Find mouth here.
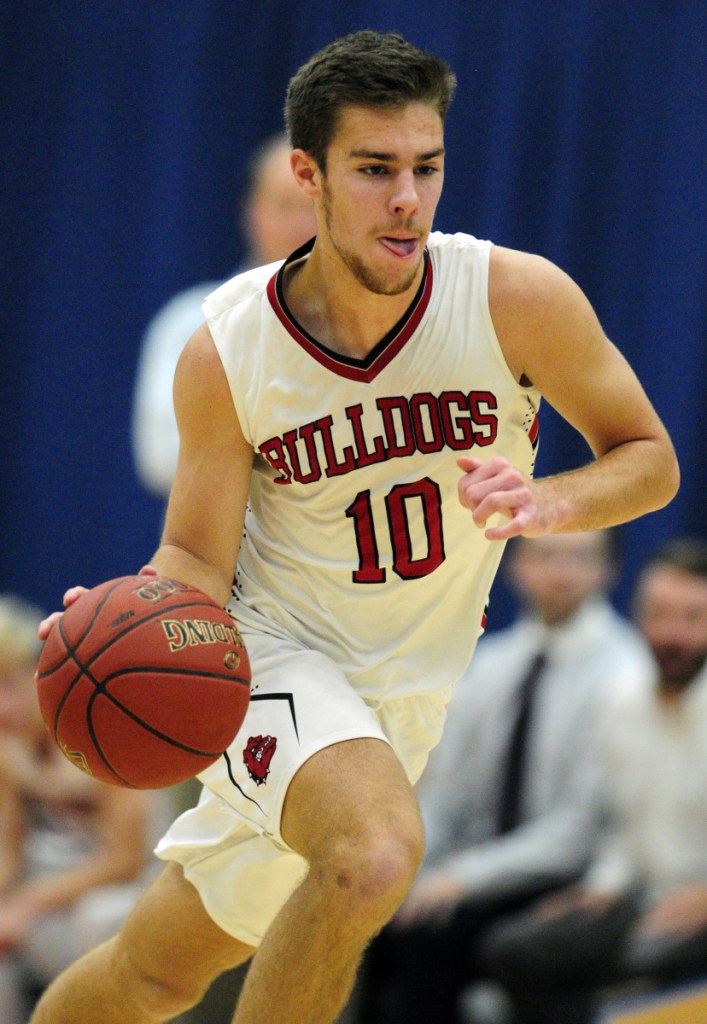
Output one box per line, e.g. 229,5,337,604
379,236,420,259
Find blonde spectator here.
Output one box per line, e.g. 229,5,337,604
0,595,161,1023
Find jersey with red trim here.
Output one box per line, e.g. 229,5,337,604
203,232,540,699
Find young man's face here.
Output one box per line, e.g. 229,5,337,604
315,102,445,296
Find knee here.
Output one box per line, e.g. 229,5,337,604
312,819,425,927
108,934,210,1019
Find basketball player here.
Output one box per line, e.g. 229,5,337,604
31,30,678,1024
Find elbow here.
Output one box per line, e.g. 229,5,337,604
644,438,680,513
657,443,681,510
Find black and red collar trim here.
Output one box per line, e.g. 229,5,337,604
266,237,433,383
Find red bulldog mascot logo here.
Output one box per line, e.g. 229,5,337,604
243,735,277,786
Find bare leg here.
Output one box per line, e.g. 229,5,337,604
30,862,255,1024
30,739,423,1024
232,738,424,1024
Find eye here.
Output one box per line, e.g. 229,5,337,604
360,165,389,176
415,165,440,176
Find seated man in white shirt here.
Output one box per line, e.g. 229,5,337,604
357,530,651,1024
131,132,316,500
477,537,707,1024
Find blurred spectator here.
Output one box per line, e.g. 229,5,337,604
476,537,707,1024
0,595,161,1024
131,132,316,499
357,530,652,1024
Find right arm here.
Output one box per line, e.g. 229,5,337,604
40,322,250,639
149,322,253,606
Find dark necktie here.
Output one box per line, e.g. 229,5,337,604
496,650,547,835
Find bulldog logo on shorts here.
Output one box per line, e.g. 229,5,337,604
243,735,277,785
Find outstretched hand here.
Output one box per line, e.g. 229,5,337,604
37,586,88,641
457,456,555,540
36,564,159,642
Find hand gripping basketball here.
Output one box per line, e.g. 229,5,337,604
35,574,250,788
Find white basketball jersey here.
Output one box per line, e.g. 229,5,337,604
204,232,540,700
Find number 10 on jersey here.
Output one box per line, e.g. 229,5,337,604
345,477,445,583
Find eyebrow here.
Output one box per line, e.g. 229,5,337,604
349,147,445,162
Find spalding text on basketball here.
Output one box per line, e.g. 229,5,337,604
161,618,243,654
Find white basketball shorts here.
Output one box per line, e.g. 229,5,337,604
155,629,453,946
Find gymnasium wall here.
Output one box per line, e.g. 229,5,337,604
1,1,704,626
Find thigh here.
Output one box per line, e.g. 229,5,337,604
156,639,396,944
159,748,420,951
117,862,254,984
281,736,422,861
189,634,391,848
156,635,426,945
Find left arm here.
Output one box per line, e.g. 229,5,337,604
458,247,679,539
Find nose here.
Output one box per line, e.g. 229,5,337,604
388,170,420,218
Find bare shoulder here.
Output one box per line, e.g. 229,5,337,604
175,322,229,391
488,245,602,382
489,245,588,313
173,323,244,447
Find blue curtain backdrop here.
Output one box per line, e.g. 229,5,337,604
1,1,705,628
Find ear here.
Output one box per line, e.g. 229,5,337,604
291,149,322,198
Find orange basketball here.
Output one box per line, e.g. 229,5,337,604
36,574,250,789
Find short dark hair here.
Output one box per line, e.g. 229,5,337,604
641,537,707,580
285,30,457,171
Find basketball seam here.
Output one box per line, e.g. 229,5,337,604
47,578,133,739
40,578,248,788
85,686,226,759
47,595,243,734
40,576,134,678
42,594,230,678
88,665,246,755
85,687,135,787
100,665,250,687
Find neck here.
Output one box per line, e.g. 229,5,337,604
282,239,425,359
654,652,705,705
537,601,586,628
